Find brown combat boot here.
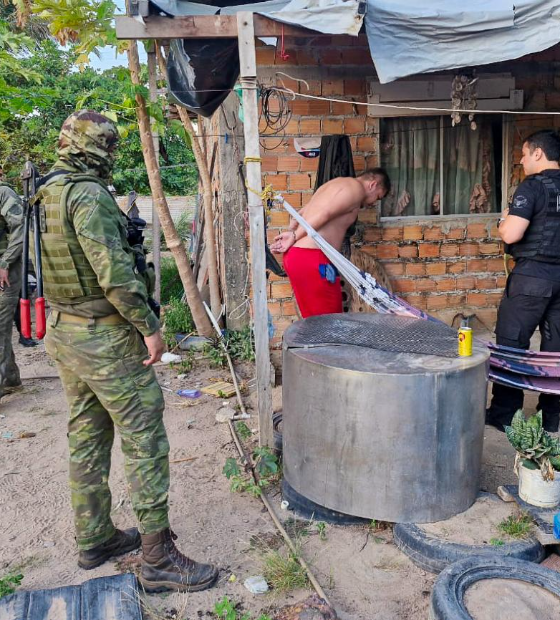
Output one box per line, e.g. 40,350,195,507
78,528,141,570
140,529,218,593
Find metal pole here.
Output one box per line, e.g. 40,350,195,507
237,12,273,447
148,47,161,303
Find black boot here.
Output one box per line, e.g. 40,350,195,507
543,413,560,434
140,528,218,593
19,335,37,347
78,528,141,570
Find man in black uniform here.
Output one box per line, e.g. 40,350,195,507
486,130,560,433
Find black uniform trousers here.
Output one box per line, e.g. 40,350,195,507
488,272,560,431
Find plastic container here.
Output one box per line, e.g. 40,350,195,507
518,463,560,508
554,513,560,539
176,389,201,399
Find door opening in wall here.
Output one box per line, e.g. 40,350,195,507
379,114,503,218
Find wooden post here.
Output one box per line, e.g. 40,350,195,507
237,12,273,447
147,48,161,303
219,94,250,330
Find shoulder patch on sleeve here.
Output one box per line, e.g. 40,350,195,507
512,194,529,210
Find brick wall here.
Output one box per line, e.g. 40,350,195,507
209,37,560,362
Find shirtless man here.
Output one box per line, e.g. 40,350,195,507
271,169,390,318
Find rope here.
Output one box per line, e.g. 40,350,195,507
245,181,275,213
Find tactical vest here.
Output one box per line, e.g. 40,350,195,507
0,182,12,256
33,173,109,304
509,174,560,264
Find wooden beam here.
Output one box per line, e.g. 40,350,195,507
116,14,327,40
237,12,273,448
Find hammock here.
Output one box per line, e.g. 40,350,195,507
276,195,560,395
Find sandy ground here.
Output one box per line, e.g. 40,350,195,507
0,329,541,620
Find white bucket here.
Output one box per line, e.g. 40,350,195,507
518,463,560,508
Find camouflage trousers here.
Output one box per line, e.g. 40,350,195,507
44,312,170,550
0,260,21,395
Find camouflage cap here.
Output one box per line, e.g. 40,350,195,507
57,110,119,179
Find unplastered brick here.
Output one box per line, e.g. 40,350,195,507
289,174,312,191
398,245,419,258
403,225,423,241
418,243,440,258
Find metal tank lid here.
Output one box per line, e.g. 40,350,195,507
283,313,489,375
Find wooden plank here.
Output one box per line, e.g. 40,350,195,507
237,12,273,448
201,381,236,397
116,14,325,40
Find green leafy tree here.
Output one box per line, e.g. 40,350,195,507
0,37,198,194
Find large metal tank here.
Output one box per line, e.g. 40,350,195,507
282,314,490,523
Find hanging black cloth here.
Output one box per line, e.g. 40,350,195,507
314,135,357,258
314,135,356,190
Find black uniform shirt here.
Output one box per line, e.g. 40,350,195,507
509,169,560,282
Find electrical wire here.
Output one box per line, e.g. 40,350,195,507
258,86,292,150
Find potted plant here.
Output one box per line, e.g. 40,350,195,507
505,410,560,508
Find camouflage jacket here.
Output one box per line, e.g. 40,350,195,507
0,182,24,270
41,165,159,337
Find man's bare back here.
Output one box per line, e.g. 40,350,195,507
271,171,388,255
293,177,364,251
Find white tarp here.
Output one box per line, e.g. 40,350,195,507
263,0,364,36
366,0,560,83
147,0,364,35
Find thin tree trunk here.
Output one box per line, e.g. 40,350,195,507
127,40,213,337
155,46,222,321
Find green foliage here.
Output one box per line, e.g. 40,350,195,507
0,573,23,599
0,29,198,195
315,521,327,541
204,327,256,367
262,549,308,592
497,513,533,539
490,538,505,547
235,421,253,441
159,257,184,306
223,457,241,480
253,446,279,478
204,339,228,368
505,410,560,480
225,326,255,362
222,448,280,497
162,297,195,348
214,596,271,620
169,350,195,373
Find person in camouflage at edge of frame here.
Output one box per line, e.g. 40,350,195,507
0,167,24,399
38,110,218,592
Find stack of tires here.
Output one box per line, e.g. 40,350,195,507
393,497,560,619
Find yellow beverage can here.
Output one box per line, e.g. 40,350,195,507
458,327,473,357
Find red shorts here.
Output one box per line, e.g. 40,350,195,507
283,247,343,318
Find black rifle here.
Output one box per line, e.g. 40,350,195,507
20,161,46,339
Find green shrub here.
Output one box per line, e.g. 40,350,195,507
160,257,184,305
162,297,195,348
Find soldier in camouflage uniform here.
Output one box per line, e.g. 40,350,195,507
0,168,24,399
39,110,217,592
